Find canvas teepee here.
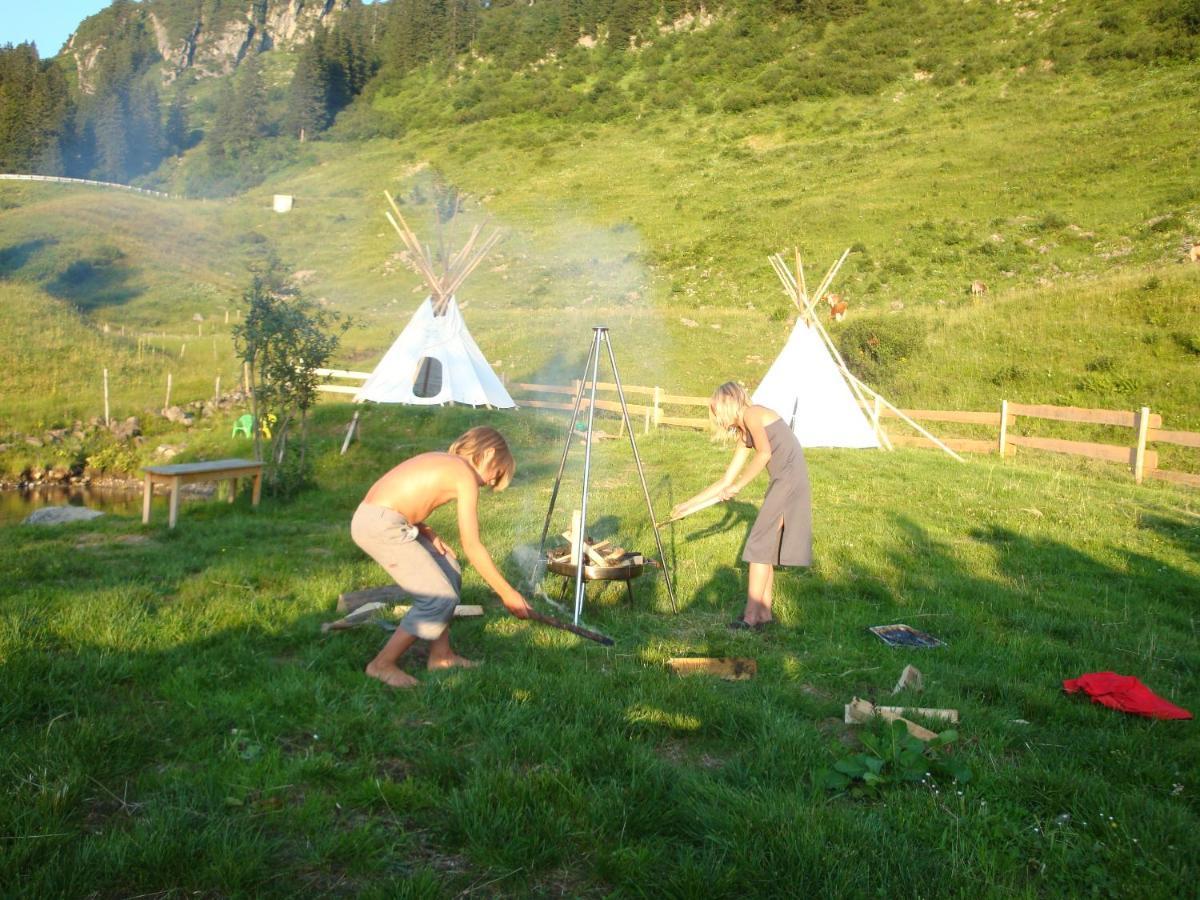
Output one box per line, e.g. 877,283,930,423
755,248,964,461
355,192,515,408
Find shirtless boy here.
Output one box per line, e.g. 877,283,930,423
351,426,532,688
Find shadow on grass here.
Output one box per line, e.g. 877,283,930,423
0,236,57,276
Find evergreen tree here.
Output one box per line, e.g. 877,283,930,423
127,79,163,175
227,52,268,156
164,90,188,155
207,78,235,162
285,46,328,140
93,94,129,181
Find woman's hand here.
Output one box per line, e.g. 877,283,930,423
501,589,532,619
669,502,691,520
718,483,741,501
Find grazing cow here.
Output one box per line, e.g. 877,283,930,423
970,280,988,297
1189,243,1200,263
825,292,848,322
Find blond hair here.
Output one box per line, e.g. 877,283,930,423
449,426,515,491
709,381,749,441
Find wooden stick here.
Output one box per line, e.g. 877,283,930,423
796,248,808,308
569,510,583,565
800,249,851,321
1134,406,1150,483
656,495,723,527
527,609,614,645
103,367,110,427
845,372,966,463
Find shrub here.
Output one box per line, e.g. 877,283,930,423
836,315,927,385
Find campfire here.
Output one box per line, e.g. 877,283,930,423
544,510,649,584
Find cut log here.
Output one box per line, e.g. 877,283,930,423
892,664,924,694
843,696,945,741
667,657,757,680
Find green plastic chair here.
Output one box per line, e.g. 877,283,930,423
231,414,254,438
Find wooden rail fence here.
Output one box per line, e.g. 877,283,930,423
316,372,1199,489
510,382,1199,489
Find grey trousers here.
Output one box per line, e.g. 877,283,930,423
350,503,462,640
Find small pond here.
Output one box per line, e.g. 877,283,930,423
0,485,182,527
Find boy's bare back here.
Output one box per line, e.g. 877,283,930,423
363,452,478,525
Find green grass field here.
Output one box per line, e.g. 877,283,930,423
3,11,1200,893
2,405,1197,896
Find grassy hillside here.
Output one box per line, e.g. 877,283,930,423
2,405,1197,895
3,60,1199,461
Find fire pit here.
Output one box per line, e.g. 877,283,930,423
544,538,652,603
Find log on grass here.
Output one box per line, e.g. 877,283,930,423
667,657,757,680
337,585,483,618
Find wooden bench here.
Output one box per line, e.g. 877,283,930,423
142,459,264,528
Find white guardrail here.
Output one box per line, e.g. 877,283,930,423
0,173,178,199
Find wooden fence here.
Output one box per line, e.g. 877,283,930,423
510,382,1200,489
315,372,1198,489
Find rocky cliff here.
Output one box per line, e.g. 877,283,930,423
67,0,353,88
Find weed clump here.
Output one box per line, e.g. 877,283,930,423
837,314,927,386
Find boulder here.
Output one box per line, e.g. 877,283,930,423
163,406,195,426
24,506,105,526
111,416,142,441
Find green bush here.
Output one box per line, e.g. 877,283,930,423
836,314,927,385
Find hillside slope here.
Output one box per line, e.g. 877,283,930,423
2,57,1199,443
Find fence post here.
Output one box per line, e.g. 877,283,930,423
214,375,221,403
653,386,662,429
103,368,110,427
998,400,1009,457
243,362,251,394
164,372,173,411
1133,406,1151,484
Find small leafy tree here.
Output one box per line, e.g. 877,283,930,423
232,259,350,495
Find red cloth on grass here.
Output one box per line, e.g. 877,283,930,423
1063,672,1192,720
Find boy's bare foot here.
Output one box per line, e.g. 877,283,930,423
366,660,420,688
427,654,480,671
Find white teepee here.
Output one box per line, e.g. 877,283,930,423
753,317,880,448
755,249,964,461
356,192,515,408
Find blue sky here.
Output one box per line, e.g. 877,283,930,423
0,1,387,58
0,1,111,56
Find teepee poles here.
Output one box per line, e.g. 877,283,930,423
769,247,962,461
770,249,886,445
844,372,964,463
383,190,502,316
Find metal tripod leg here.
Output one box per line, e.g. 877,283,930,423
533,331,602,587
572,329,603,625
601,332,679,613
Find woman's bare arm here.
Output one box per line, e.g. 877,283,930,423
671,445,752,517
724,408,772,496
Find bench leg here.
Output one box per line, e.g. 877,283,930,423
251,472,262,507
168,477,181,528
228,477,237,503
142,474,152,524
